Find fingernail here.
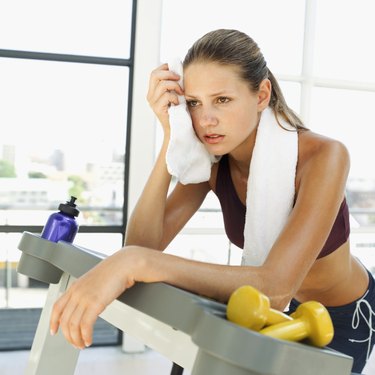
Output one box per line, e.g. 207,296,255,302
50,329,56,336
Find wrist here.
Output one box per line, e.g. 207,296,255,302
123,246,163,284
162,131,171,147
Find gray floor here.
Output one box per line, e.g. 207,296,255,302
0,346,176,375
0,345,374,375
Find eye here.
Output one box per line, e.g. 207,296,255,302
186,100,199,108
217,96,230,104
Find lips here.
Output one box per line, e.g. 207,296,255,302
204,134,224,144
204,134,224,145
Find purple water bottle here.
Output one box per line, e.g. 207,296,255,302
41,196,80,243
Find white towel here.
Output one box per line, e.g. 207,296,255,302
242,107,298,266
166,59,216,185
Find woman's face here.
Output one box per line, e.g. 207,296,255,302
183,61,262,156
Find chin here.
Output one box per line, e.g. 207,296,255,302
204,146,227,157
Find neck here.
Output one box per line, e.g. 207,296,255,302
228,126,258,178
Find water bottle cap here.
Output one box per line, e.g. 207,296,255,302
58,196,80,217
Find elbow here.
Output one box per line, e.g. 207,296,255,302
125,216,171,251
125,223,165,250
125,236,165,251
124,234,163,251
259,267,296,312
270,293,294,312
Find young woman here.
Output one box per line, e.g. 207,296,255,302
50,29,374,373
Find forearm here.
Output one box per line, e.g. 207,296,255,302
50,244,292,349
129,246,291,308
125,138,172,249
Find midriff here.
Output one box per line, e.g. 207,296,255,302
295,241,369,307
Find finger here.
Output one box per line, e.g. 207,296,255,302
151,90,180,115
152,92,180,119
156,79,184,98
80,305,103,348
148,65,181,96
50,293,70,336
150,63,180,83
67,305,86,349
148,85,183,118
148,80,183,106
166,92,180,107
59,296,81,347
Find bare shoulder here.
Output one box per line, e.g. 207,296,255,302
295,130,350,200
297,130,350,173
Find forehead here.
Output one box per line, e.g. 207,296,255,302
183,62,245,94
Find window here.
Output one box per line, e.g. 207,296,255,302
0,0,133,58
0,0,136,347
314,0,375,82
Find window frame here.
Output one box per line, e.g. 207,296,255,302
0,2,138,238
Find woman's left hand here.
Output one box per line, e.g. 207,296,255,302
49,247,145,349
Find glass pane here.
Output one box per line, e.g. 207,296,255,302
165,233,231,265
278,81,301,115
186,191,223,227
0,233,122,308
351,232,375,274
0,0,133,58
161,0,305,75
310,87,375,228
314,0,375,81
0,58,128,226
74,232,123,256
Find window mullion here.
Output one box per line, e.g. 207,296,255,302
300,0,318,125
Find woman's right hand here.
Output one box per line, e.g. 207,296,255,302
147,63,184,136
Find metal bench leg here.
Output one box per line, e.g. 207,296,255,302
26,273,80,375
170,362,184,375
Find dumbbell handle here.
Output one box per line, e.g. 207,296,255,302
259,301,334,347
266,308,293,326
260,319,307,342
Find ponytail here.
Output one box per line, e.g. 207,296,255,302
267,69,307,131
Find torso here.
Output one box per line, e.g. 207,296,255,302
209,129,369,307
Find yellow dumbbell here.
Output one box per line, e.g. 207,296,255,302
259,301,334,347
227,285,292,331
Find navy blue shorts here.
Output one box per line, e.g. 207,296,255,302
287,270,375,374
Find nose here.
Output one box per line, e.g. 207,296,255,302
197,108,218,129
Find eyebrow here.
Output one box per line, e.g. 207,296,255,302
185,90,232,99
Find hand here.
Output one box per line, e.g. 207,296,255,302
49,248,143,349
147,63,184,135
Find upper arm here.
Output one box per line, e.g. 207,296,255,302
160,181,211,249
262,139,350,303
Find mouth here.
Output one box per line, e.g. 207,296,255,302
203,134,224,144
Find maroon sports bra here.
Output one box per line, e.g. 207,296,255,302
214,155,350,259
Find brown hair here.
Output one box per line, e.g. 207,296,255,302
183,29,307,131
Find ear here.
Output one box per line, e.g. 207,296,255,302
257,79,271,111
